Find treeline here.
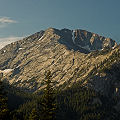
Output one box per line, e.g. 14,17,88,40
0,71,120,120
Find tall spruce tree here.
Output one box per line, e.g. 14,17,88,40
29,108,39,120
0,75,9,120
41,70,56,120
56,85,104,120
79,88,103,120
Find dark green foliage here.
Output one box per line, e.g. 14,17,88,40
29,108,39,120
41,70,56,120
5,81,120,120
9,92,41,120
0,80,9,120
6,83,42,120
56,84,103,120
9,110,23,120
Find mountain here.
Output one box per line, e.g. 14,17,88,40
0,28,118,93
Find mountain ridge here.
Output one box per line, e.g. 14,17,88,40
0,27,118,93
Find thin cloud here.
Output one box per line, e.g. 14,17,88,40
0,36,23,49
0,17,17,24
0,17,17,28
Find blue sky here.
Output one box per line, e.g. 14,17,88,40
0,0,120,45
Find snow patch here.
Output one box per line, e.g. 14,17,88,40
82,45,91,51
72,30,75,44
19,48,23,50
72,30,91,51
112,46,116,49
38,35,44,41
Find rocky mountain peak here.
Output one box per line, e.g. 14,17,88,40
0,27,118,92
41,28,117,52
70,29,117,51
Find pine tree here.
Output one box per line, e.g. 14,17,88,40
79,88,103,120
41,70,56,120
0,76,9,120
57,85,104,120
29,108,39,120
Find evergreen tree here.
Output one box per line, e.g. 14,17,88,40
57,85,104,120
0,76,9,120
79,89,103,120
29,108,39,120
41,70,56,120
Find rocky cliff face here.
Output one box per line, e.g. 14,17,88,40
0,28,118,93
71,29,117,51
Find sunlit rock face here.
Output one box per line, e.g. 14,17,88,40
0,28,118,92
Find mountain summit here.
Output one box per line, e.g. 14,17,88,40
60,28,117,52
0,28,118,92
